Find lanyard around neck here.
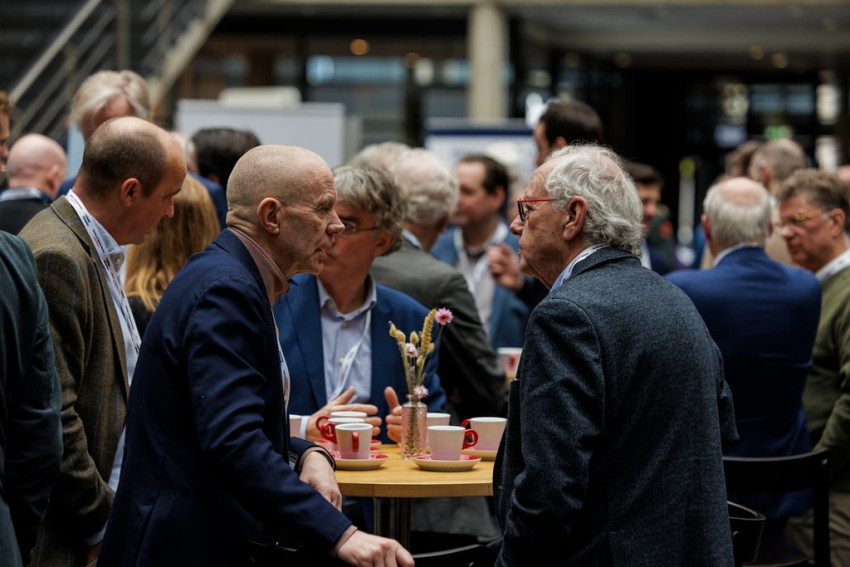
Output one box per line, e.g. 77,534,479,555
328,309,372,401
65,191,141,357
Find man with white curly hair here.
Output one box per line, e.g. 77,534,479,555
490,144,738,566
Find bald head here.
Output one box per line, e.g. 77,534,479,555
749,139,807,192
703,177,771,252
77,116,180,201
227,145,332,226
6,134,67,198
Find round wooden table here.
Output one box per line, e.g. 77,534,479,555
334,444,495,547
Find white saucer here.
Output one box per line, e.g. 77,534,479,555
461,448,498,461
334,453,388,471
412,454,480,472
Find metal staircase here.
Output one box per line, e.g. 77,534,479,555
2,0,234,142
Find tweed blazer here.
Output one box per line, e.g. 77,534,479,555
431,226,531,351
371,237,507,420
19,197,129,567
0,233,62,567
492,247,738,566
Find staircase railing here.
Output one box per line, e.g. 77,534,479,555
8,0,233,142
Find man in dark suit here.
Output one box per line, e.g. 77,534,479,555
20,117,187,567
492,144,738,566
98,147,413,567
0,232,62,567
667,177,821,527
0,134,67,233
370,147,507,421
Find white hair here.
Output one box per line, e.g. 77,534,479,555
391,148,459,226
546,145,643,256
703,179,770,248
70,70,151,128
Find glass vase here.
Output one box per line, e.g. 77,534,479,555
400,395,427,460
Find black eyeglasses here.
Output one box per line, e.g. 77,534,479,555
340,221,380,236
516,198,558,223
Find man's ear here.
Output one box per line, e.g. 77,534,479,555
119,178,142,207
553,137,569,151
257,197,282,235
373,232,397,257
562,196,587,241
701,213,712,243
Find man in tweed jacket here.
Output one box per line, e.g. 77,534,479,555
19,117,187,567
491,145,738,566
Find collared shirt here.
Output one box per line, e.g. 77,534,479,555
816,248,850,283
0,186,52,203
230,227,289,305
402,228,422,250
318,276,378,408
713,243,761,267
454,222,509,336
639,239,652,270
551,245,606,291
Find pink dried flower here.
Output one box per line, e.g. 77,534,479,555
435,308,453,325
413,385,429,399
405,343,419,358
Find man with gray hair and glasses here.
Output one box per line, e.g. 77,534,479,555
667,177,821,537
491,144,737,566
777,169,850,564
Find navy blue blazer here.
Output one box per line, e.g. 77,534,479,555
274,274,446,442
493,247,738,566
431,226,530,350
667,246,821,519
99,230,352,567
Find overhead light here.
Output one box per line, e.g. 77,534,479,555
749,45,764,61
771,53,789,69
404,52,420,69
350,39,369,56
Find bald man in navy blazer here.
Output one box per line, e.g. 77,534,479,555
668,177,821,525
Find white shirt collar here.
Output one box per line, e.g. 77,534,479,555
816,248,850,283
713,243,761,267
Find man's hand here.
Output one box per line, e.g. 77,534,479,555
487,243,524,293
306,386,381,442
336,530,414,567
384,387,403,444
299,451,342,510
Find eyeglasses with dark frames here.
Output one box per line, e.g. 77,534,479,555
516,198,558,223
340,221,381,236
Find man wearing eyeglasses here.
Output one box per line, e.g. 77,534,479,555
667,177,821,534
778,169,850,564
491,144,738,566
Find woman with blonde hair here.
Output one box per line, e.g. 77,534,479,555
125,175,220,335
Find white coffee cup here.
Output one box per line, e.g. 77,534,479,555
426,412,451,445
317,416,366,450
461,417,506,451
334,422,373,460
289,414,303,438
330,410,368,420
427,425,478,461
497,347,522,380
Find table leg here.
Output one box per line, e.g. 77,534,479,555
374,497,411,549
